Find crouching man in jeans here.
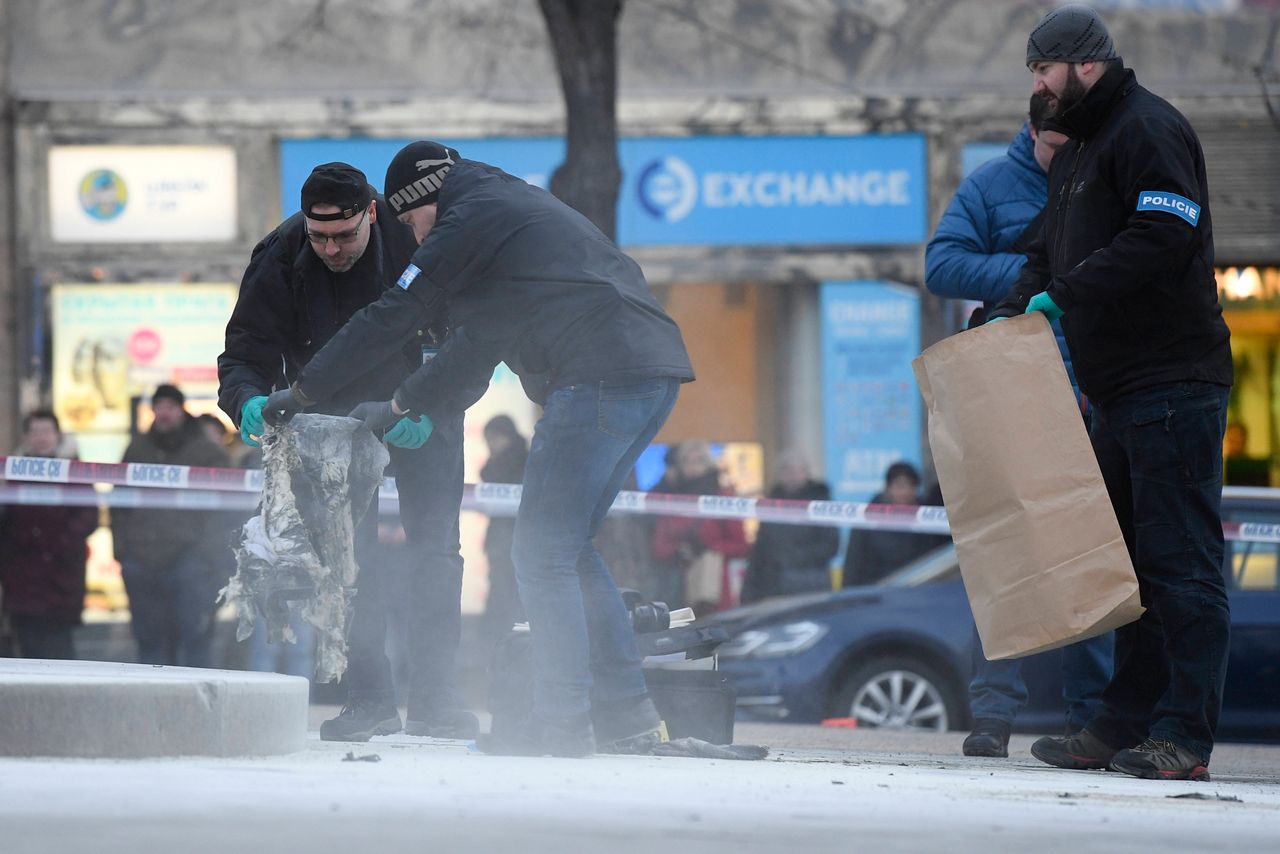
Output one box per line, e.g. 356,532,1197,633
262,141,695,756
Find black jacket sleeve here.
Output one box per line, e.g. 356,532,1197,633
295,281,445,405
295,195,500,406
989,222,1051,319
218,231,299,427
393,326,499,419
1047,115,1204,311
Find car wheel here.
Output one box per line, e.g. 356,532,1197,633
833,656,961,732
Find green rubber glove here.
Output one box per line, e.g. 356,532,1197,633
383,414,434,449
985,316,1007,324
1024,291,1065,322
240,395,268,447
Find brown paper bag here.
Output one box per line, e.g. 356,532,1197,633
912,313,1143,660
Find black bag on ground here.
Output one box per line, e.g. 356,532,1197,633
486,593,736,746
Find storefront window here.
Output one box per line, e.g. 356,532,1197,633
1216,267,1280,486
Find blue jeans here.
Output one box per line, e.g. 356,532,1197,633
343,412,466,720
968,625,1114,732
1085,381,1231,761
122,550,221,668
513,377,680,721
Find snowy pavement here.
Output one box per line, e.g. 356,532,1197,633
3,723,1278,853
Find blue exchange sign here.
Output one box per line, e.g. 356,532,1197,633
280,134,927,247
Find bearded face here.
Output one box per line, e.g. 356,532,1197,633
1031,61,1089,118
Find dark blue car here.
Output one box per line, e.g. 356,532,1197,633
710,489,1280,739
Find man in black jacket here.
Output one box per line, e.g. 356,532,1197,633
989,5,1233,780
219,163,478,742
263,142,695,756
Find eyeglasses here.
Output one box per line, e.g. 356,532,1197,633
306,209,368,246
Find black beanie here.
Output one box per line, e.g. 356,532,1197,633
384,141,460,215
300,162,373,221
1026,4,1118,66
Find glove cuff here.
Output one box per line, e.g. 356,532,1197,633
289,382,316,407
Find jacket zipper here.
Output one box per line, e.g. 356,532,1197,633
1054,141,1087,275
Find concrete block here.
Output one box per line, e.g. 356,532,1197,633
0,659,308,758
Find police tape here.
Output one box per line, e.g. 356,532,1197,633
2,454,1278,542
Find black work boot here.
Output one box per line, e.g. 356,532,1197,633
592,693,663,755
319,698,402,742
1030,728,1119,770
476,712,596,758
1109,737,1211,781
962,718,1011,758
404,708,480,740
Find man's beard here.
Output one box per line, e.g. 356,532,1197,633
1052,66,1089,117
322,250,361,273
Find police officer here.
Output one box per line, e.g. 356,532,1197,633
989,5,1233,780
263,142,695,756
219,163,479,742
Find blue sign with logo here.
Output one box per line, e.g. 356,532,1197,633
820,281,921,503
619,135,925,245
280,133,927,247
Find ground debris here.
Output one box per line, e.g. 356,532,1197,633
1167,792,1242,802
342,751,381,763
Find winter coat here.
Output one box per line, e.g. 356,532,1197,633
842,492,948,587
741,479,840,602
0,448,98,622
925,123,1079,396
651,471,748,586
218,196,425,425
295,160,694,413
991,63,1232,405
111,417,231,569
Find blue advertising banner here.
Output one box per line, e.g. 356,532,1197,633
820,281,921,503
619,135,925,246
279,134,927,247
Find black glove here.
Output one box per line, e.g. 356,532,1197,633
348,400,402,435
263,387,306,426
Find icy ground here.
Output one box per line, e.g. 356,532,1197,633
3,724,1278,853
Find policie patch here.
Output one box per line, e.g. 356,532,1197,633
397,263,421,289
1137,190,1200,226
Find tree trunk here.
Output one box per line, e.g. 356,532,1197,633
537,0,623,240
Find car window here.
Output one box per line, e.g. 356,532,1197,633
1222,508,1279,592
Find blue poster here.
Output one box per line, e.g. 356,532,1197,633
279,134,927,247
821,281,922,503
618,135,925,246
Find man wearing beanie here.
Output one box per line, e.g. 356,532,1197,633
989,5,1232,780
264,141,695,757
219,162,483,742
113,384,230,667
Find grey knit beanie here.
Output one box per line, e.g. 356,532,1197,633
1026,4,1118,65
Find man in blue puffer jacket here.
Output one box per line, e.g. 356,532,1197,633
924,95,1114,758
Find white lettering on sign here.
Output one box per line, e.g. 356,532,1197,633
126,463,189,489
827,300,911,325
4,456,71,483
702,169,910,210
